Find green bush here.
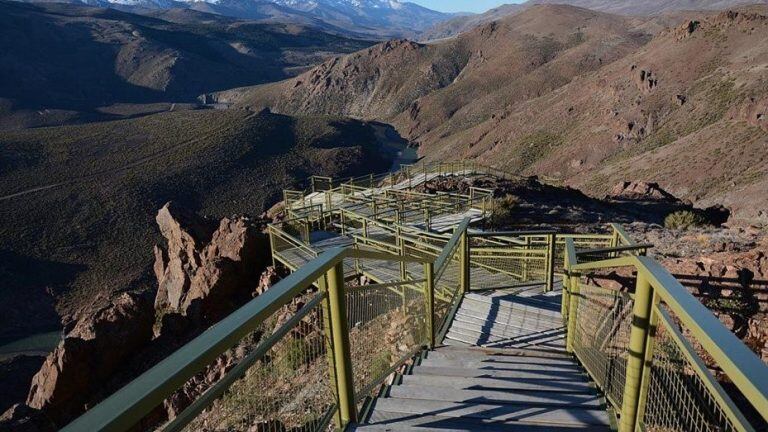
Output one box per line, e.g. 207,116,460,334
489,194,519,227
664,210,708,230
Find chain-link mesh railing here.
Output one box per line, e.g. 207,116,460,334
183,292,334,432
571,283,633,409
564,237,767,432
469,235,549,290
345,280,427,408
641,305,750,432
433,237,462,333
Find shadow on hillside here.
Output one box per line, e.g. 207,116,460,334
0,250,83,345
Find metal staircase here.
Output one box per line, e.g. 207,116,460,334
354,286,612,431
63,162,768,432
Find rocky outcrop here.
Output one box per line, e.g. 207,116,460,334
24,292,154,426
609,181,678,202
153,202,270,330
662,240,768,362
0,403,54,432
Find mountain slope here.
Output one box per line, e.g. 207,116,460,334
0,0,373,129
19,0,453,38
214,4,768,222
419,0,760,41
216,5,650,120
0,109,390,344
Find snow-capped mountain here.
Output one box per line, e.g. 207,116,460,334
57,0,453,38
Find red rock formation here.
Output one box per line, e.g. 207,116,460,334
24,292,154,425
609,181,678,202
153,202,270,328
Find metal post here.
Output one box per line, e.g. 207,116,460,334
619,275,655,432
424,262,435,349
460,230,470,293
565,267,580,353
546,234,557,292
325,262,357,426
610,228,620,258
522,236,530,282
635,291,660,426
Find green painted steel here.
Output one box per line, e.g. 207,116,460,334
62,163,768,432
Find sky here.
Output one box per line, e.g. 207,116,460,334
408,0,524,14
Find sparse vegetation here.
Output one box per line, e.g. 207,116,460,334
490,194,520,227
664,210,708,230
514,131,565,170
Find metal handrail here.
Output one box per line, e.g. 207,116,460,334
62,246,432,432
563,238,768,431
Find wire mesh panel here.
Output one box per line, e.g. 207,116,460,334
469,236,548,290
572,283,633,409
642,305,746,432
434,241,462,331
183,292,335,432
345,281,427,407
554,235,612,272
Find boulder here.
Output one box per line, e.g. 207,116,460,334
25,292,154,426
609,181,678,202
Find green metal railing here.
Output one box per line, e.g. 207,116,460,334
62,162,768,432
63,216,473,432
563,239,768,432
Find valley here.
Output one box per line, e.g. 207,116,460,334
215,4,768,224
1,0,768,429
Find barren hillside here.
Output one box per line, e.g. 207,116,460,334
419,0,762,41
0,0,373,129
218,4,768,223
0,109,389,344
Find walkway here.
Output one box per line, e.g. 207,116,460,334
352,286,612,431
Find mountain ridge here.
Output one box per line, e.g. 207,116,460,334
211,4,768,223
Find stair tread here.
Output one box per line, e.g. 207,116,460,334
400,373,597,393
388,384,604,407
370,398,611,426
420,357,583,372
431,345,574,360
411,365,590,382
354,412,610,431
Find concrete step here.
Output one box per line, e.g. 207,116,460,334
368,398,610,426
353,412,610,431
465,292,562,311
387,384,604,408
400,373,597,394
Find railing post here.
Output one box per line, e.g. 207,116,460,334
546,233,557,292
325,262,357,426
619,274,655,432
565,267,579,353
522,236,530,282
424,262,435,349
460,230,470,293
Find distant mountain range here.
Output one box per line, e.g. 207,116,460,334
17,0,453,38
420,0,762,40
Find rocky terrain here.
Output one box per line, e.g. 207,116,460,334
419,0,761,41
214,4,768,225
0,203,286,429
0,0,373,129
0,108,389,359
